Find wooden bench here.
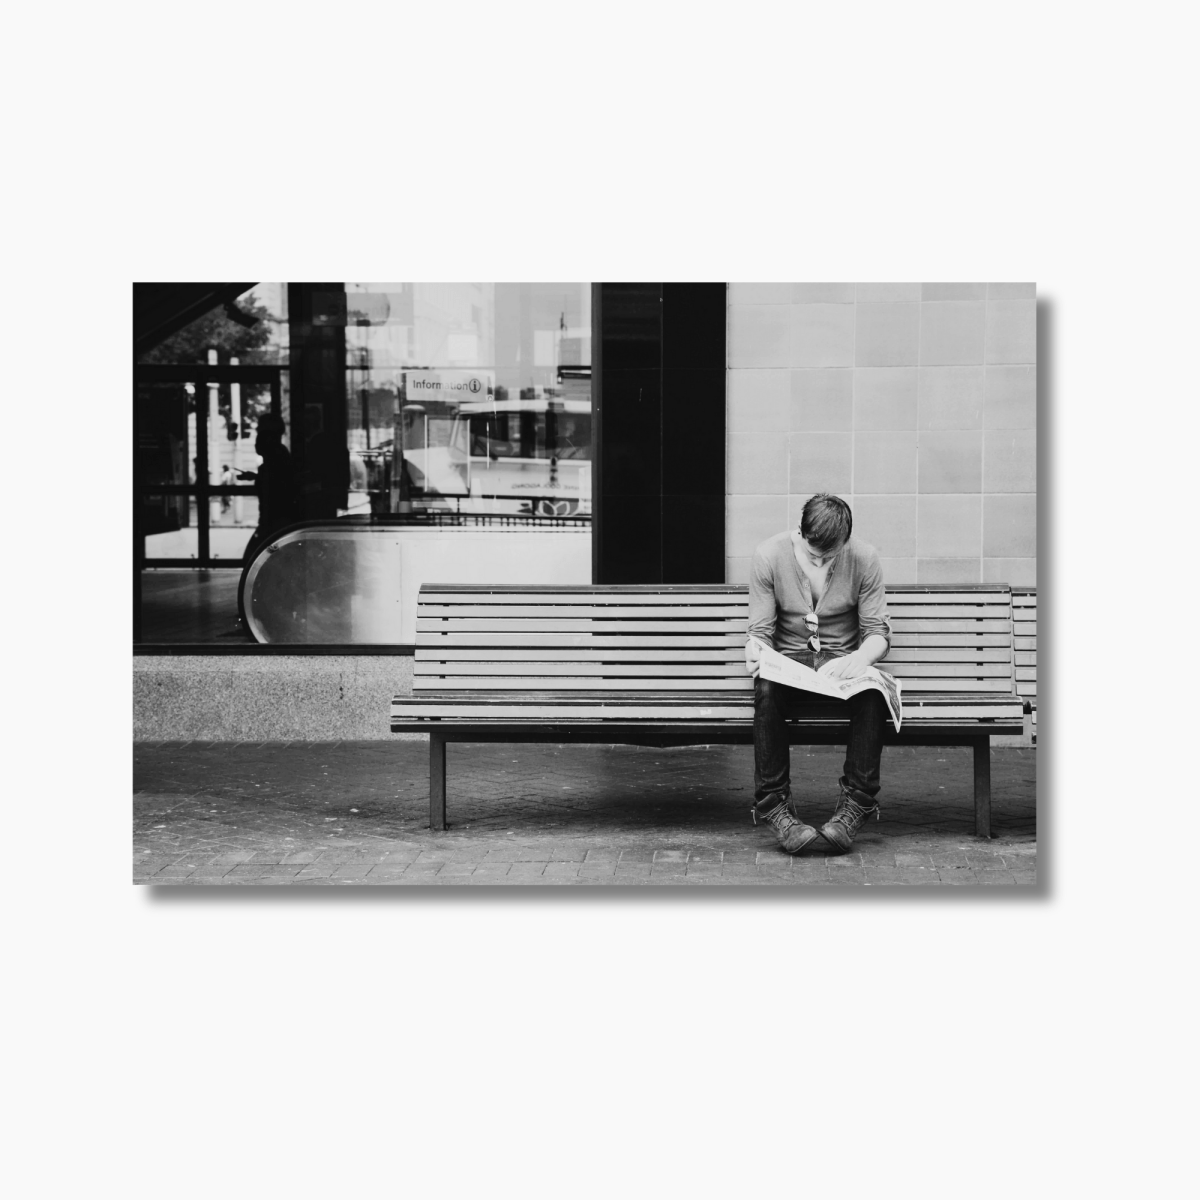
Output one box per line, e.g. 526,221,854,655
390,583,1026,837
1013,587,1037,744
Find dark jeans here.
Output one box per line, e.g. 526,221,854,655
753,651,887,810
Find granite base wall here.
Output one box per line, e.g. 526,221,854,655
133,656,420,741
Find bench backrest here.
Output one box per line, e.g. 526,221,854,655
414,584,1017,696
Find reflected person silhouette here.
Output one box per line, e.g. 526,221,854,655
238,414,300,566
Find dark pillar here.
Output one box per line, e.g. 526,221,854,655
662,283,726,583
595,283,662,583
287,284,348,518
594,283,726,584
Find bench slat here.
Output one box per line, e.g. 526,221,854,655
885,662,1012,677
884,647,1012,662
399,702,754,718
416,660,1011,677
419,587,1009,602
395,703,1024,721
416,662,753,677
420,603,750,618
420,590,746,604
890,619,1011,633
401,686,1015,700
415,667,748,676
896,678,1015,691
417,647,746,662
423,602,1012,619
884,604,1011,617
419,631,1012,649
887,592,1010,604
890,632,1012,647
417,633,747,647
416,677,756,690
420,652,1012,672
414,675,1011,692
417,618,750,633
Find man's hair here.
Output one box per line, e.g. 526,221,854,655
799,493,852,553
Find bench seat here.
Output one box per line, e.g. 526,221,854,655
391,583,1026,836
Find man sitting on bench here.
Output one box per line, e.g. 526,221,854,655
744,494,892,855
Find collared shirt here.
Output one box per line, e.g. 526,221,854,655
748,532,891,659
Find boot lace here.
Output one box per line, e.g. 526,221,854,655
831,793,877,833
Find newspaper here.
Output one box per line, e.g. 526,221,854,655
749,637,903,732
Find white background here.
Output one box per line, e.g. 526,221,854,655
5,2,1196,1196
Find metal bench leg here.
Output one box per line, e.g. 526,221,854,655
973,737,993,839
430,733,447,831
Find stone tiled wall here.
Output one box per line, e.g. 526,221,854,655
725,283,1036,587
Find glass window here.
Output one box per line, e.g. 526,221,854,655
342,283,592,522
136,283,593,646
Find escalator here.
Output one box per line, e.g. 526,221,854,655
238,515,592,645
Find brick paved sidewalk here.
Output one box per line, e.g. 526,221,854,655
134,741,1036,887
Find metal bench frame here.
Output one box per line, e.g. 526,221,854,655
391,584,1026,838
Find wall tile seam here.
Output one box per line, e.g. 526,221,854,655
850,300,857,511
915,302,921,564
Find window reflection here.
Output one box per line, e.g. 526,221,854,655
343,283,591,522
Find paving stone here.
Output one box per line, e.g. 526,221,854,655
136,857,185,873
755,856,793,873
437,863,478,877
721,850,761,867
966,856,1011,870
719,864,762,880
928,852,973,868
1002,856,1037,870
541,845,589,863
791,860,830,881
506,862,548,877
862,868,939,885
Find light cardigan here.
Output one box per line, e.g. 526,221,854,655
747,532,892,659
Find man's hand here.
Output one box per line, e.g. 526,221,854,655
745,639,762,678
819,652,869,680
